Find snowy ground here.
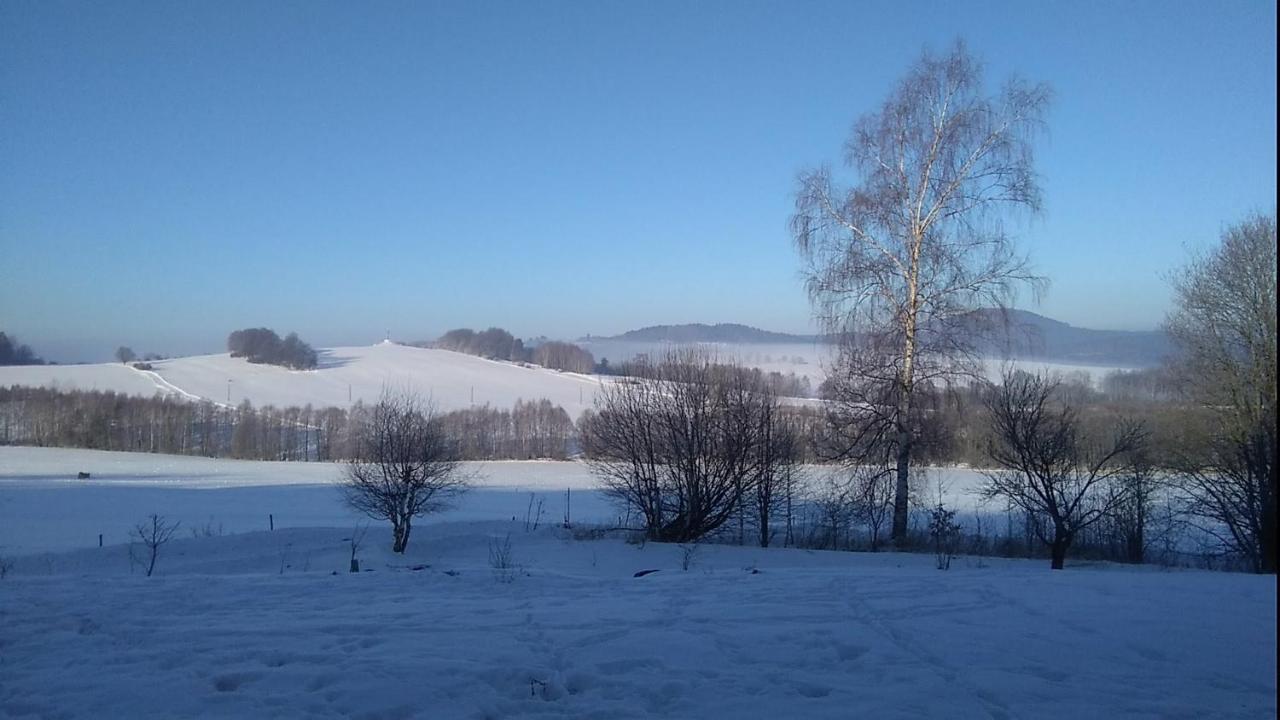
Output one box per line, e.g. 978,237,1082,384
2,522,1275,720
0,448,615,555
0,448,993,555
1,447,1277,719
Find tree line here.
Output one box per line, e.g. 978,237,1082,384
0,386,578,462
425,327,596,374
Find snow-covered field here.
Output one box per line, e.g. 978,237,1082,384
0,447,614,555
0,342,608,418
1,447,1276,719
2,527,1275,719
0,448,994,555
0,341,1135,423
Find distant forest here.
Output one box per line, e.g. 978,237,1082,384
0,386,578,462
0,332,45,366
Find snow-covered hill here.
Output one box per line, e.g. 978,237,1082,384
0,342,608,418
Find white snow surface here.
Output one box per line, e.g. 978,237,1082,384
0,448,995,555
2,530,1274,719
0,447,612,555
0,343,608,418
0,447,1276,719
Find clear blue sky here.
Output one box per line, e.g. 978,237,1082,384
2,0,1275,362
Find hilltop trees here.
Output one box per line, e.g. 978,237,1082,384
1165,212,1277,573
0,333,44,366
532,341,594,373
433,328,527,361
114,346,136,364
227,328,318,370
791,41,1049,542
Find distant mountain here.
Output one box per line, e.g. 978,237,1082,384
584,323,823,345
586,311,1171,367
964,309,1171,367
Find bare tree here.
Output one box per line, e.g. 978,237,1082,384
130,513,180,577
580,349,775,543
115,346,136,364
981,371,1146,569
1165,212,1277,573
348,524,368,573
751,404,802,548
791,41,1049,542
341,388,471,553
1106,446,1162,564
811,473,857,550
850,464,895,552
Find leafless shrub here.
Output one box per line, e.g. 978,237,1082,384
678,543,699,571
347,524,368,573
928,505,962,570
130,514,180,577
488,533,517,583
812,473,857,550
581,349,782,543
190,519,224,539
850,464,895,551
524,494,546,532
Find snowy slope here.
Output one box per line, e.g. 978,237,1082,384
0,361,162,396
0,342,609,417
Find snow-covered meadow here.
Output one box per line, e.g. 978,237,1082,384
0,447,615,555
0,447,994,555
0,342,609,419
0,447,1275,719
0,341,1133,425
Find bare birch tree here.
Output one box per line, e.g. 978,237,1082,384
792,41,1049,542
